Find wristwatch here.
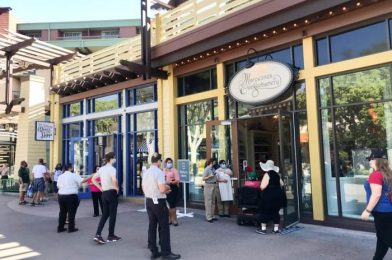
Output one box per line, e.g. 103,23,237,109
365,208,372,213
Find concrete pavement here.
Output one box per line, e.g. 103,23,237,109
0,194,390,260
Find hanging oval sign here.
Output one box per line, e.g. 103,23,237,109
228,60,295,105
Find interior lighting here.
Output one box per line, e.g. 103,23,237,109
304,19,309,24
228,45,232,49
283,27,287,31
253,37,258,40
342,6,347,11
236,42,241,46
213,50,217,53
221,48,225,51
206,53,210,56
272,30,277,34
293,23,298,27
356,2,361,6
245,40,249,43
263,33,268,37
329,11,334,15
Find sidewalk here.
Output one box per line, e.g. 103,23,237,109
0,194,390,260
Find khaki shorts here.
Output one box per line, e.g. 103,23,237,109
19,183,28,192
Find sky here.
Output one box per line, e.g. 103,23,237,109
1,0,146,23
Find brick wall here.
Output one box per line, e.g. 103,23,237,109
0,11,9,31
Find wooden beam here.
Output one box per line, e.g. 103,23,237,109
12,64,47,74
120,59,168,79
1,38,34,56
47,52,77,65
114,65,139,79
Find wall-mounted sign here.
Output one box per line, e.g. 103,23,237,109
228,60,295,105
35,121,55,141
178,159,190,183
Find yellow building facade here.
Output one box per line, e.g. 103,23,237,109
51,0,392,230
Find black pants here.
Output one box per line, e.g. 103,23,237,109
373,211,392,260
58,194,80,231
166,184,178,209
96,190,118,237
146,198,171,256
91,191,103,216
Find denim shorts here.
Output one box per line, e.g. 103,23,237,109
33,178,45,192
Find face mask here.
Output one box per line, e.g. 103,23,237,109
166,163,173,169
112,159,116,164
220,164,227,169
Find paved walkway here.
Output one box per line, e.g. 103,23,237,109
0,194,390,260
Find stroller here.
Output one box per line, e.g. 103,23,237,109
236,186,261,226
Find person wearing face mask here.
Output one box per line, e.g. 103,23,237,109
164,158,180,226
216,160,233,217
362,149,392,260
92,152,121,245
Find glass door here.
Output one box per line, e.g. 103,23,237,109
278,110,300,227
206,120,239,194
69,138,89,197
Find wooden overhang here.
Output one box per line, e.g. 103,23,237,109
150,0,378,68
52,60,168,97
0,30,80,114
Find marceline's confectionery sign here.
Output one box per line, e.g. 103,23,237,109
228,60,295,105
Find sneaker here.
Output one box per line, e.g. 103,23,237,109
273,230,281,234
107,235,122,242
255,228,267,235
93,235,106,245
30,202,36,207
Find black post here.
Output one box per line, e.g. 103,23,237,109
141,0,151,79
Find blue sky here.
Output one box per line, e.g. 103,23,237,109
1,0,142,22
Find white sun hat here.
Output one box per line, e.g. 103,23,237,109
259,160,279,172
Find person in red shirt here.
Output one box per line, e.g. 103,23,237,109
362,149,392,260
88,166,103,217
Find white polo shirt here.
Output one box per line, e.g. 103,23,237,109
32,164,47,179
142,165,166,199
57,171,83,195
95,164,117,191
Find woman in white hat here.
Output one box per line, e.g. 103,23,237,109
256,160,285,235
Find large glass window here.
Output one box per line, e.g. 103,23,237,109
316,20,391,65
178,100,217,202
177,68,217,97
319,65,392,219
93,94,120,112
127,85,157,106
63,101,82,118
94,117,119,135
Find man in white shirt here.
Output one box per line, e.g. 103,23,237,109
92,152,121,244
57,164,90,233
31,159,48,206
143,153,181,260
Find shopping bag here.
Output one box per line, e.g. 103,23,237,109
27,185,33,198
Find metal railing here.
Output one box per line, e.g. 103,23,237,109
54,0,262,85
55,35,120,41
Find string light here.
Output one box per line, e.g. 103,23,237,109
175,2,368,67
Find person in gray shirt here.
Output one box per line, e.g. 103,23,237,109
203,158,219,222
142,153,181,260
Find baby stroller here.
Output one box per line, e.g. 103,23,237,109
236,186,261,226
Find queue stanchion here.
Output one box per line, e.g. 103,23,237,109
176,181,194,218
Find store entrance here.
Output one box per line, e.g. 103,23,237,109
206,110,300,227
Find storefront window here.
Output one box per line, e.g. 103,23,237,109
63,101,82,118
319,65,392,219
179,100,216,202
178,68,217,97
94,117,119,135
93,93,120,112
135,85,155,104
136,111,155,131
316,20,391,65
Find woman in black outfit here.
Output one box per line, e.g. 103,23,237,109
256,160,285,235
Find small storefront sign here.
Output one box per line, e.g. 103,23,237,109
35,121,55,141
228,60,295,105
178,159,190,183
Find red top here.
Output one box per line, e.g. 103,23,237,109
368,171,383,185
88,176,101,192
